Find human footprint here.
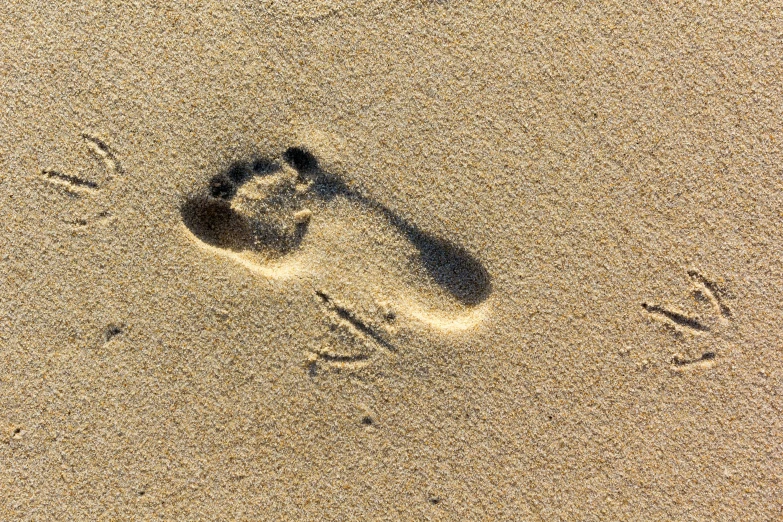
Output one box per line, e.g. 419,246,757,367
181,147,491,335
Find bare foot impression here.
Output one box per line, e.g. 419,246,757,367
181,147,491,370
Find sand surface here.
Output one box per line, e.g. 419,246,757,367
1,1,782,520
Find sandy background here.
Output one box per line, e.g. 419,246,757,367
1,1,782,519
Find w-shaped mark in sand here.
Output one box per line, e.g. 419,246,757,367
41,133,122,194
642,270,733,369
181,147,491,371
40,132,123,228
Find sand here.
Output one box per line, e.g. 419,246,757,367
1,1,781,520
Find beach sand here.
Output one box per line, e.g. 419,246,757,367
1,1,781,519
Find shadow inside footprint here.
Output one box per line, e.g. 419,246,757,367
182,159,308,257
180,196,252,251
284,148,492,306
182,148,491,306
402,231,491,306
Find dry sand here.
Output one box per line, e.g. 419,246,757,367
1,1,782,520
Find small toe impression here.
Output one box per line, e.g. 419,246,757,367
208,160,281,200
283,146,346,201
209,174,237,200
283,147,319,173
251,158,281,175
226,162,253,184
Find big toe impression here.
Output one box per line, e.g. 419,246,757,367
180,196,253,251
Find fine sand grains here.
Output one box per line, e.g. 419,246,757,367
1,1,782,520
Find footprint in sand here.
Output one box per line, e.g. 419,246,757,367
181,146,491,368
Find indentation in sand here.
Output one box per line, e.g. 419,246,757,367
181,143,492,369
642,269,734,369
39,132,123,228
